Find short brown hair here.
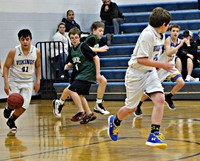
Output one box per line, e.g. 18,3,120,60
68,27,81,37
91,21,105,31
149,7,171,27
168,24,181,31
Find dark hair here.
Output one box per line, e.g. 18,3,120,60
57,22,66,29
67,10,74,16
149,7,171,27
168,24,181,31
18,29,32,40
68,27,81,37
90,21,105,31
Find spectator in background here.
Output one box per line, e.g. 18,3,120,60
50,22,70,79
61,9,89,41
100,0,124,35
176,30,199,82
61,10,81,33
195,29,200,49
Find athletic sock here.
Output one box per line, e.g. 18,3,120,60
114,115,122,126
59,99,65,105
137,101,143,110
96,98,103,104
10,114,18,121
151,124,160,133
166,93,173,98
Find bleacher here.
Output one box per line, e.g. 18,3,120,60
52,0,200,100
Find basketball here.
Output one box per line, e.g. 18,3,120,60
7,93,24,109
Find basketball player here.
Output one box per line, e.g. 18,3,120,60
3,29,41,133
108,7,173,148
53,27,105,124
84,21,110,115
134,24,187,116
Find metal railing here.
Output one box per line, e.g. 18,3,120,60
35,41,66,98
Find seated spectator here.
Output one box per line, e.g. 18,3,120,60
100,0,124,35
176,30,199,82
61,10,81,33
195,29,200,49
50,22,70,79
61,9,89,41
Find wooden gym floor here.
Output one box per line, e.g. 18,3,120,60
0,99,200,161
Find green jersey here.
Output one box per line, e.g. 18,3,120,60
71,42,96,83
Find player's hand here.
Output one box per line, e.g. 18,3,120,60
163,61,174,72
4,83,11,95
64,64,72,70
100,45,109,52
34,82,40,93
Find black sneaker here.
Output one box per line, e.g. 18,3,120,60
7,119,17,133
165,95,176,110
4,105,14,119
94,103,110,115
134,108,143,117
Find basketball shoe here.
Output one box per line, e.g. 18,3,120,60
145,131,167,149
71,112,85,122
133,108,143,117
165,95,176,110
7,119,17,133
94,103,110,115
80,113,97,124
52,99,64,118
108,115,120,141
4,105,14,119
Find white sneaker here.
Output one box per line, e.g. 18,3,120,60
52,99,64,118
185,75,199,82
94,103,110,115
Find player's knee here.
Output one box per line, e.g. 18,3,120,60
100,76,107,84
155,94,165,105
178,80,185,88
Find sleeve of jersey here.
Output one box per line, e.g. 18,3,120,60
85,37,96,47
136,31,153,58
81,43,97,61
67,48,73,63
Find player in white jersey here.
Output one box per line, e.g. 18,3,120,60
107,7,173,148
3,29,41,134
134,24,187,117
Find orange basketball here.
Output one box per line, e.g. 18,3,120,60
7,93,24,109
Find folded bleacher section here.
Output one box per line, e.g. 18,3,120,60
53,0,200,100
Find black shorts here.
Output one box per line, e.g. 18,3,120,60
68,80,92,95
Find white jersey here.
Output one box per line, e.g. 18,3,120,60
128,25,165,72
157,37,181,82
159,36,181,64
9,45,37,82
